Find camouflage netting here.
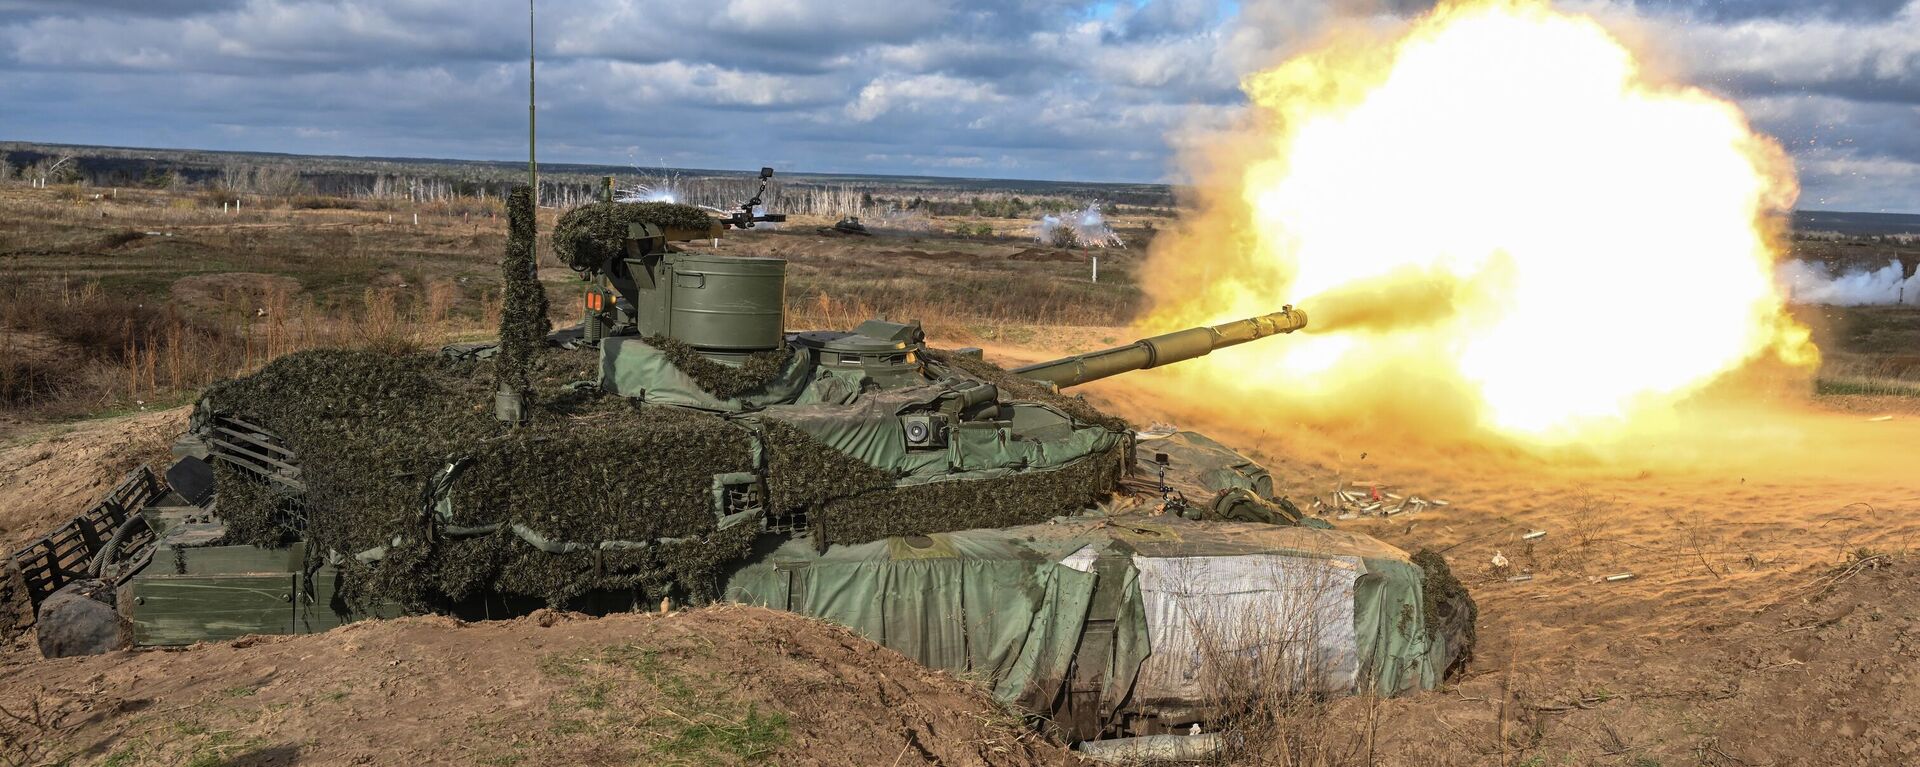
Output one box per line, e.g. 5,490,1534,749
644,334,794,399
204,348,758,610
810,442,1130,547
551,201,717,272
211,463,298,548
496,186,551,397
759,419,893,514
925,349,1131,434
1412,548,1477,665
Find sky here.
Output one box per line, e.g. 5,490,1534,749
0,0,1915,212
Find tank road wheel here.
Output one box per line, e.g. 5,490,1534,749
35,579,130,658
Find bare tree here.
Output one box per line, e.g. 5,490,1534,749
251,164,305,197
29,154,75,187
219,162,248,192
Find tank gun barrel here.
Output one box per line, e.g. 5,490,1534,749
1010,306,1307,389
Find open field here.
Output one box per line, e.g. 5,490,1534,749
0,180,1155,433
3,168,1920,766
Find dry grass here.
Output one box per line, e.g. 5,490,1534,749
0,183,1152,424
0,274,504,421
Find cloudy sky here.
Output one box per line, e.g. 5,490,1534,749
0,0,1915,211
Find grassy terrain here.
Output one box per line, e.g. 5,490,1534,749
0,182,1151,429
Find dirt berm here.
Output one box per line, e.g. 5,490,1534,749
1,606,1078,766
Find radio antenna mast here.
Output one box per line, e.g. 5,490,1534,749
528,0,537,207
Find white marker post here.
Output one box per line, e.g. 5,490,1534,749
1092,255,1099,283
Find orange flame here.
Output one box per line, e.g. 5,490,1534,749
1140,0,1816,445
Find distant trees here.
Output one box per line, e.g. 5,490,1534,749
25,155,77,187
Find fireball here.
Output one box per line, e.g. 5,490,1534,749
1143,0,1814,443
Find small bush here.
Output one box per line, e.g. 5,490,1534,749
287,195,363,210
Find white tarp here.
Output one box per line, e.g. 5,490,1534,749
1131,553,1363,703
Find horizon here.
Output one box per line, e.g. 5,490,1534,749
9,138,1920,222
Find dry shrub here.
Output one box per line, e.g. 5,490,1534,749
785,282,1130,342
0,279,232,411
354,287,421,356
287,195,363,210
420,196,504,219
0,275,496,417
1516,492,1614,576
1170,553,1377,766
0,688,89,767
424,279,460,325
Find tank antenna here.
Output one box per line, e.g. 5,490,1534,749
528,0,537,208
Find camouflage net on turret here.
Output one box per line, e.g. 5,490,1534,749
551,201,717,272
643,334,794,399
203,348,757,610
814,445,1129,546
757,415,1127,547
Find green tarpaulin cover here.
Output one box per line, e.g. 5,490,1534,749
724,516,1446,725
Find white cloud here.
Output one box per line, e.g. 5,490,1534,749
845,73,1004,122
0,0,1915,205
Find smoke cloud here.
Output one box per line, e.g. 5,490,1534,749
1777,259,1920,305
1032,204,1124,248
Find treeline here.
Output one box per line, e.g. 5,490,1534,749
0,142,1178,216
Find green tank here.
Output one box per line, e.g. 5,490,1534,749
7,179,1473,743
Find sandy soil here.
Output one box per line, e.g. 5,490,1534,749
0,407,185,552
1057,358,1920,766
1,607,1072,767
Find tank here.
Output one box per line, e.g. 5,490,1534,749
5,179,1474,743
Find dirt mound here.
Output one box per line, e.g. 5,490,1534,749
1302,556,1920,767
0,407,184,552
0,606,1075,767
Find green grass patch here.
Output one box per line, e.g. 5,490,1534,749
1816,376,1920,397
522,641,788,765
660,705,790,764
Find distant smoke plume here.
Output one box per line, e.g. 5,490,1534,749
1777,259,1919,305
616,183,679,204
616,170,684,204
1032,203,1124,248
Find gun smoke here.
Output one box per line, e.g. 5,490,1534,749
1777,259,1920,305
1302,270,1462,334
